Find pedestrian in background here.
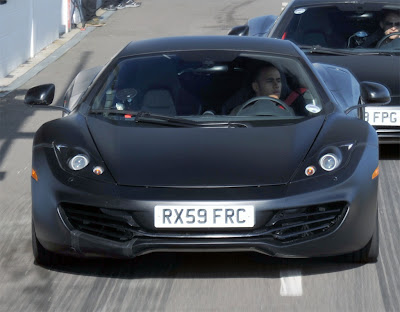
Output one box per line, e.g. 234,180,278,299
81,0,104,26
102,0,141,11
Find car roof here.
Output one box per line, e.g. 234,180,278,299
288,0,399,6
117,36,301,58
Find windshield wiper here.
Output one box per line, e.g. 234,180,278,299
356,50,399,56
133,111,203,127
89,109,248,128
90,109,200,127
298,45,359,56
134,111,248,128
299,45,397,56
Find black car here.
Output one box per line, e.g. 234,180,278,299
229,0,400,144
25,36,390,266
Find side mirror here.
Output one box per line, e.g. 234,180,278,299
25,84,71,114
345,81,391,114
360,81,391,105
25,84,55,106
228,25,249,36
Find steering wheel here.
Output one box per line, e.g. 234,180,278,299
235,96,295,116
375,32,400,48
116,88,138,101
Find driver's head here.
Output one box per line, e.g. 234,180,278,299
380,10,400,40
251,65,282,99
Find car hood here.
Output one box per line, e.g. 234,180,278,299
86,116,325,187
307,54,400,105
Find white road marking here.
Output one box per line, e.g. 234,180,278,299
14,95,25,101
281,2,288,11
280,269,303,296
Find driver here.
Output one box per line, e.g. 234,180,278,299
228,64,305,115
379,10,400,47
362,10,400,48
252,64,282,100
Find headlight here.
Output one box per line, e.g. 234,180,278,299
68,154,89,171
52,143,113,182
292,142,355,181
319,153,341,171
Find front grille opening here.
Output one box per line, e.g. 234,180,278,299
60,202,348,243
265,202,348,243
60,204,139,242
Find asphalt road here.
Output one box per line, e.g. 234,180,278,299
0,0,399,311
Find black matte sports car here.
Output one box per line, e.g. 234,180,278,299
25,36,390,266
229,0,400,144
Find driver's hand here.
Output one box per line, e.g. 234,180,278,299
268,94,279,99
385,28,400,40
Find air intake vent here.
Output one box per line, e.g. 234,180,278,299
61,204,139,242
265,202,347,243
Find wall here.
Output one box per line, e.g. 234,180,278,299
0,0,104,79
0,0,62,79
32,0,62,56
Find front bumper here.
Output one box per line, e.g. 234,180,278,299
32,143,379,259
376,127,400,144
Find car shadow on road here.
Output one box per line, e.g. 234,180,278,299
0,51,94,183
38,251,366,279
0,89,37,181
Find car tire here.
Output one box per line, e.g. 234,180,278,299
32,221,61,266
347,212,379,263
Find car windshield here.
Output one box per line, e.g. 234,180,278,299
90,51,325,125
280,5,400,53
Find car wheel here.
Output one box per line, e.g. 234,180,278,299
32,221,60,266
347,213,379,263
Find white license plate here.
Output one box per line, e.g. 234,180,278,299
365,107,400,126
154,205,255,228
